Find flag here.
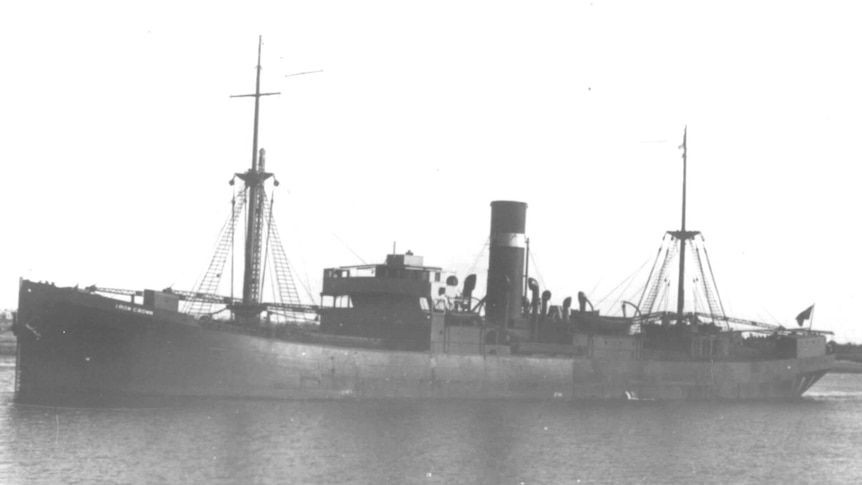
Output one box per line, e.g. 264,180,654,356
796,304,814,327
678,126,687,151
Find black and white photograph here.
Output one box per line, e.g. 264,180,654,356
1,1,860,483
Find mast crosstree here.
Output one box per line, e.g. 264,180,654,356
638,127,726,323
231,36,281,310
186,36,314,323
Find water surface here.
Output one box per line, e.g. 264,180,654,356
1,356,860,484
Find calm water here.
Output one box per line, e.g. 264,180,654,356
1,355,860,485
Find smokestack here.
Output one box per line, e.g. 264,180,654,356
485,201,527,327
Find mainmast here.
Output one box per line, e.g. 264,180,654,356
637,127,729,320
670,126,698,323
676,126,688,321
231,36,280,312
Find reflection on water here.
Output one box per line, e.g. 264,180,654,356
1,356,861,484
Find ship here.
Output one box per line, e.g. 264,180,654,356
12,39,833,402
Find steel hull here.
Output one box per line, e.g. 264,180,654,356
14,281,833,401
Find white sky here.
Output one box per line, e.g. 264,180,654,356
1,1,860,341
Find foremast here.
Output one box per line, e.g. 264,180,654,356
231,36,280,318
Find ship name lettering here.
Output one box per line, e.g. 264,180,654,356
115,304,154,316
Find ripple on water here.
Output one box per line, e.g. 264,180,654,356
0,360,860,484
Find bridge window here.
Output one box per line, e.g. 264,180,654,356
335,295,353,308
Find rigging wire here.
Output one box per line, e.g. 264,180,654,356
759,306,783,327
186,191,247,314
586,280,603,300
285,257,316,305
593,255,653,309
295,258,315,305
186,196,237,301
660,278,671,311
701,240,726,317
260,195,277,308
691,277,703,315
466,239,490,276
260,192,277,301
230,189,236,302
637,233,669,310
640,236,678,314
331,232,367,265
271,184,319,306
230,189,237,301
529,250,546,290
259,179,328,315
266,191,313,313
268,253,279,309
609,268,651,316
627,282,648,311
242,187,248,290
